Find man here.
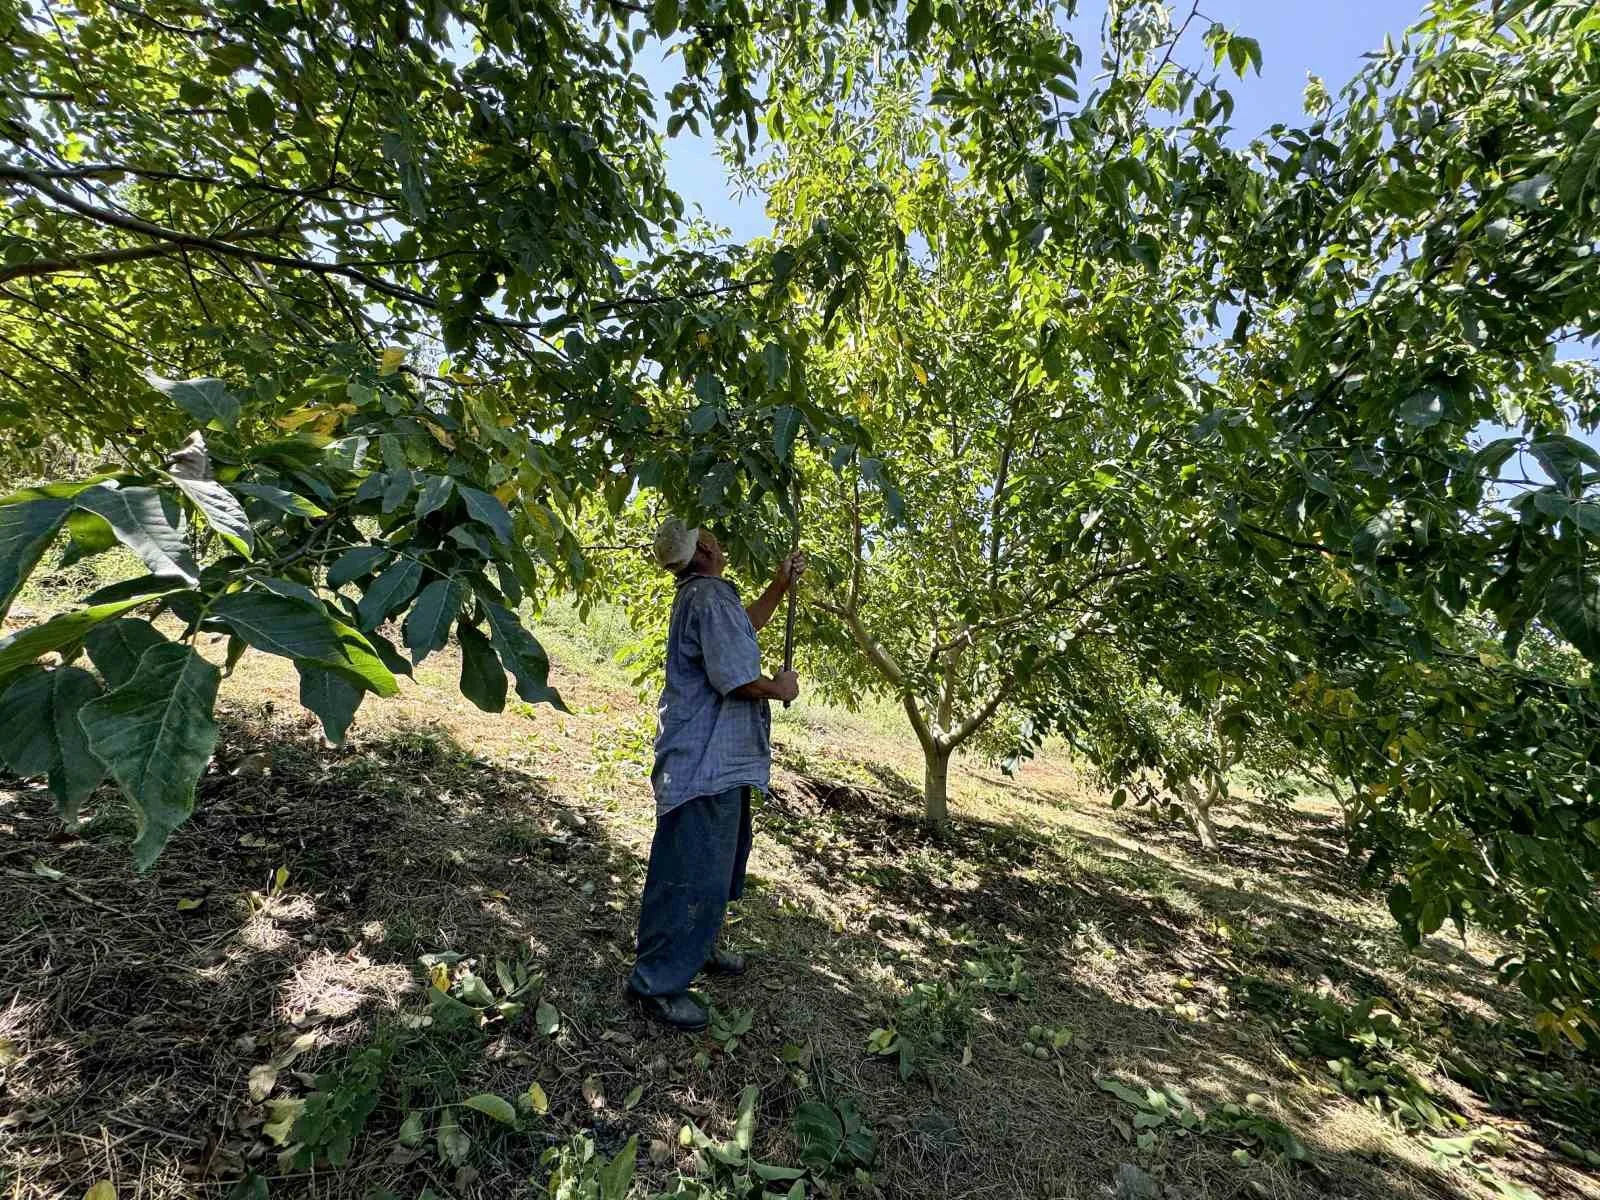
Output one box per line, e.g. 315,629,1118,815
626,517,803,1030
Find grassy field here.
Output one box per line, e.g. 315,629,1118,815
3,592,1599,1200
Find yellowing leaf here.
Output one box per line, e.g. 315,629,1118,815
85,1181,116,1200
176,896,203,911
424,421,456,450
275,1031,318,1067
461,1093,518,1124
262,1098,304,1145
525,1081,550,1115
275,406,323,432
911,361,928,385
379,347,406,376
493,482,518,505
248,1063,278,1102
430,962,451,992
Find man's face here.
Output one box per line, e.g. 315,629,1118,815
695,529,726,576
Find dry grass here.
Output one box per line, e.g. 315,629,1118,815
2,627,1598,1200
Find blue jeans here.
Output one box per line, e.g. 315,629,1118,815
629,786,753,997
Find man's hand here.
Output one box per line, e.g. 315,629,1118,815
775,551,807,589
748,553,807,631
772,669,800,703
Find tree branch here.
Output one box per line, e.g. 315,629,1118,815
927,556,1157,656
946,672,1016,750
815,599,906,688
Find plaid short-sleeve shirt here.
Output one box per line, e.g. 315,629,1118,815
650,574,772,814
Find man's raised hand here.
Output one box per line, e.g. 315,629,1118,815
776,551,807,587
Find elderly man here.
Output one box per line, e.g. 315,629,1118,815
626,517,803,1030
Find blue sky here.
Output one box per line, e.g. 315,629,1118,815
645,0,1424,239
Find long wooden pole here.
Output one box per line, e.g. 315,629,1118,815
781,474,800,708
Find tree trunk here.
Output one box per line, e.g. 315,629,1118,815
1179,779,1220,851
923,743,952,824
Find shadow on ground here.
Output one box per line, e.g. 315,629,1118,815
2,705,1595,1200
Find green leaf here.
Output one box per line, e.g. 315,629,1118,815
382,470,414,515
1506,173,1553,210
367,628,414,679
484,602,566,711
73,486,199,584
78,642,221,870
0,592,178,679
211,592,399,695
1529,436,1599,493
762,342,788,388
773,405,802,462
448,524,495,559
171,477,254,557
231,482,327,519
1541,568,1600,661
1397,388,1445,429
689,404,720,435
327,545,390,587
457,622,506,713
793,1101,845,1172
458,486,514,545
297,664,363,747
84,574,188,607
535,998,559,1035
397,1111,425,1148
597,1135,637,1200
0,665,105,824
251,575,326,613
651,0,679,38
461,1094,517,1125
415,474,454,521
59,508,118,569
148,375,240,430
245,86,275,131
752,1162,807,1182
733,1084,758,1151
357,558,424,630
84,618,169,689
404,578,464,666
906,0,933,45
1096,1077,1151,1110
436,1115,471,1166
0,497,72,621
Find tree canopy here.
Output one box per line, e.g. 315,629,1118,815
2,0,1599,1035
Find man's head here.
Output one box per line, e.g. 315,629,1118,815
653,518,725,578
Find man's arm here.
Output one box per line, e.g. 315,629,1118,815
732,669,800,703
746,552,805,632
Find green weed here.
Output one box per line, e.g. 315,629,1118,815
542,1131,638,1200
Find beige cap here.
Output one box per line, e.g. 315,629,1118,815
653,517,699,573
